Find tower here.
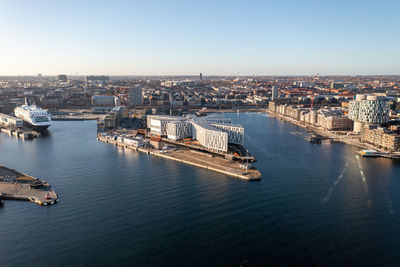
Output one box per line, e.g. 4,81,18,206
129,85,143,107
271,86,278,101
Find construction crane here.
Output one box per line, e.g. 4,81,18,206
311,94,314,109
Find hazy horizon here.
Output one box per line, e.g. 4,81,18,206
1,74,399,78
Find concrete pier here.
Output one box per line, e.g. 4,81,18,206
0,165,58,206
0,127,40,140
98,135,262,181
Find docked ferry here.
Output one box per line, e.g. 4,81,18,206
14,99,52,131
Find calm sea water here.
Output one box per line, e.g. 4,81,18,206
1,113,400,266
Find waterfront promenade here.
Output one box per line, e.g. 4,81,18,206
266,110,400,157
97,135,262,181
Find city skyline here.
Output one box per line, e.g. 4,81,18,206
1,0,399,76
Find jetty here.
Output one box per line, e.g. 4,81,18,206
0,165,58,206
98,135,262,181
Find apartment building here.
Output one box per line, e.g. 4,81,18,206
361,125,400,151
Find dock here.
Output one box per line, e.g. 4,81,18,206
0,165,58,206
357,150,400,159
0,127,41,140
98,135,262,181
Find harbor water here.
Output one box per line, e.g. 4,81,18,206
1,113,400,266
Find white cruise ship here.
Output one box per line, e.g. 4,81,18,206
14,100,52,131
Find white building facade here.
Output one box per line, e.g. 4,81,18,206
192,122,228,153
166,121,192,140
91,95,119,106
146,114,244,153
348,94,390,133
211,123,244,145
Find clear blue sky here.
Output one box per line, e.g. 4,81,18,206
1,0,399,76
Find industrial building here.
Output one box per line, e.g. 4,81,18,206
146,114,244,153
348,94,390,133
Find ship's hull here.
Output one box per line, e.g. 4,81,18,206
14,105,52,132
23,121,51,132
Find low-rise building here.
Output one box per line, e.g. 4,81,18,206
92,95,119,106
0,113,23,128
271,102,352,130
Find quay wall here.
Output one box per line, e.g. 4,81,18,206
98,136,261,181
0,165,58,206
265,109,400,155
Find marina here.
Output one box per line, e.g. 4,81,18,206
0,165,58,206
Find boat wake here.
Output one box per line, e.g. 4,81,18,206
356,155,369,194
323,162,348,203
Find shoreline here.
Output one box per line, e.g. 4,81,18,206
265,110,400,157
0,165,58,206
265,109,368,149
97,135,262,181
52,117,98,121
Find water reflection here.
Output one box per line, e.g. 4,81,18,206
0,116,400,265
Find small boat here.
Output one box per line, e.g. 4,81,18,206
357,149,381,157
